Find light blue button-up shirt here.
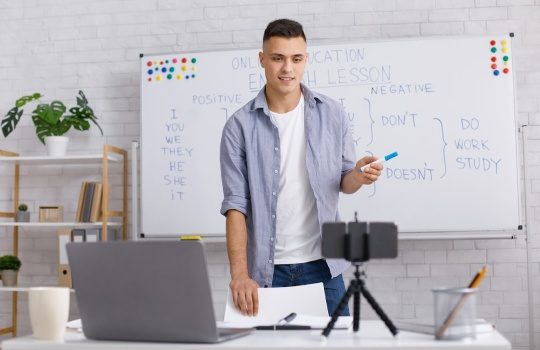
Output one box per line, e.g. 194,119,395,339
220,84,354,287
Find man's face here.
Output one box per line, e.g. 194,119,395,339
259,36,307,97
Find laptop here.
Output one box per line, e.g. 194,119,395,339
67,240,252,343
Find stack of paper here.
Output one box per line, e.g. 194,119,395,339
221,283,352,329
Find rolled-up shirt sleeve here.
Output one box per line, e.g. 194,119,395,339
220,116,250,216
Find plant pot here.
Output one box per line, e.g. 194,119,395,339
1,270,18,286
45,136,69,157
16,211,30,222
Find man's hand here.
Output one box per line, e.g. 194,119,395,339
230,276,259,316
340,155,383,193
354,155,383,185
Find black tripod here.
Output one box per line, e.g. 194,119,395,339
322,264,399,338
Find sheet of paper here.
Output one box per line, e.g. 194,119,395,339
224,283,328,323
66,318,82,330
222,283,351,328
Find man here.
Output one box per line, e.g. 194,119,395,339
220,19,382,317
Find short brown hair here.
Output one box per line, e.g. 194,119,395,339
263,19,306,43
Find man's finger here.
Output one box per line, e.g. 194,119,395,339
362,156,377,165
252,288,259,315
236,293,247,315
245,292,254,316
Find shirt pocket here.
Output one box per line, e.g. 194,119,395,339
317,136,342,184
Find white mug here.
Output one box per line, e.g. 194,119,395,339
28,287,70,341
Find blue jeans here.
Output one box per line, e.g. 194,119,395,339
271,259,350,316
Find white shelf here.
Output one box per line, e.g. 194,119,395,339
0,287,31,292
0,154,122,165
0,222,122,228
0,287,75,292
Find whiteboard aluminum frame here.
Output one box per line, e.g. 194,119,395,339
522,125,535,350
138,34,523,239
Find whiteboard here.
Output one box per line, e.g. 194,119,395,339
140,35,520,236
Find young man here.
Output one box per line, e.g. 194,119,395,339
220,19,382,317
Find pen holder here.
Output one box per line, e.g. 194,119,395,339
433,287,477,340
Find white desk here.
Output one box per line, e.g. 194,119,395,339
1,321,511,350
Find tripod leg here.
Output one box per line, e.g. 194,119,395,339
360,282,399,336
322,282,354,338
353,287,360,332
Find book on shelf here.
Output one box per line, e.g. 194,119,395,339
89,183,102,222
75,182,87,222
82,182,95,222
76,181,103,223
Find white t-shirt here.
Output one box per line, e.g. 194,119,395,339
270,96,321,264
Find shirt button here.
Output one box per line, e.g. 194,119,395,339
271,214,275,219
274,147,278,151
270,237,274,242
272,191,276,196
274,169,278,174
268,259,272,264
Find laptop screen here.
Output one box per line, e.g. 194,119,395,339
67,240,228,343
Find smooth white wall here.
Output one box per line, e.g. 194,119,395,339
0,1,539,349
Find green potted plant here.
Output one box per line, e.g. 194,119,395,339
1,91,103,156
0,255,22,287
15,203,30,222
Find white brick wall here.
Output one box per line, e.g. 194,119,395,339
0,1,539,349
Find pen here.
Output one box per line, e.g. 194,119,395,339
277,312,297,325
468,266,488,288
359,151,398,172
255,325,311,330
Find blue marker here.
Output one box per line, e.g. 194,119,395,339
359,152,398,172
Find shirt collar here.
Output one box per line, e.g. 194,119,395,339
251,83,322,115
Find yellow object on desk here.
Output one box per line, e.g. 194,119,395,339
180,235,202,240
